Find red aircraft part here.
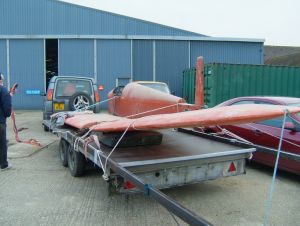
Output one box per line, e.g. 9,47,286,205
108,83,199,118
64,113,121,130
92,104,300,132
195,56,204,107
63,104,300,132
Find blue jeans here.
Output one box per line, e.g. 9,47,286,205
0,123,8,169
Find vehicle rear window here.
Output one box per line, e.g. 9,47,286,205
55,79,92,97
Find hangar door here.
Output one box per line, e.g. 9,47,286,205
97,40,131,108
59,39,94,78
10,40,44,109
132,40,153,81
156,40,189,97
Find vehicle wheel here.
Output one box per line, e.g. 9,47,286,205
69,92,93,111
59,139,69,167
93,105,101,113
43,125,49,132
67,145,85,177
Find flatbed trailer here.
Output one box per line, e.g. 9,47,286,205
51,124,254,226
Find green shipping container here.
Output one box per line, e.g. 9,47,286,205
183,63,300,108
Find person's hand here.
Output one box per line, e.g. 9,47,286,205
9,83,18,96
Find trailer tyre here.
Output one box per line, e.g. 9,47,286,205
43,125,49,132
59,139,69,167
67,146,85,177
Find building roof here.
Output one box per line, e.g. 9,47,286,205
0,0,202,37
0,0,264,43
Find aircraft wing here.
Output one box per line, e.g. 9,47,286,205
63,113,121,129
63,104,300,132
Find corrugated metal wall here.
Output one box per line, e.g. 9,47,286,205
133,40,153,81
9,40,44,109
0,0,265,110
156,40,189,96
0,0,202,37
1,38,263,109
0,40,7,78
183,63,300,107
97,40,131,107
59,39,94,77
191,41,263,64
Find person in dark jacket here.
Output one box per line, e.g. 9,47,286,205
0,73,12,170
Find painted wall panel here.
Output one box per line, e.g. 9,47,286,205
133,40,153,81
59,39,94,77
183,63,300,107
191,41,263,65
0,40,7,80
97,40,131,108
156,40,189,97
0,0,202,37
9,39,44,109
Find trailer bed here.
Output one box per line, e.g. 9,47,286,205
52,125,256,226
57,127,253,190
104,129,247,162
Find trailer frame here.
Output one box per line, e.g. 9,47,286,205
53,127,255,226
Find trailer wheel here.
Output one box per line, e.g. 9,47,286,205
43,125,49,132
59,139,69,167
67,146,85,177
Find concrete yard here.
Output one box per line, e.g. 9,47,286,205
0,111,299,226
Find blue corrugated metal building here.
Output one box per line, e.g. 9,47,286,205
0,0,264,109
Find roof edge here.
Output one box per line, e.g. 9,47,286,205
0,34,265,43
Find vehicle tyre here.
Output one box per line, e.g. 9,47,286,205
93,104,101,113
67,145,85,177
43,112,46,120
59,139,69,167
69,92,93,111
43,125,49,132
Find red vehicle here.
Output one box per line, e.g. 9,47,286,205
203,96,300,175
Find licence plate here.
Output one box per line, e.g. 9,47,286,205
54,103,65,111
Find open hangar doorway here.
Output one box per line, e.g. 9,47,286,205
45,39,58,91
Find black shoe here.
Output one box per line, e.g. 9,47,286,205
1,162,12,171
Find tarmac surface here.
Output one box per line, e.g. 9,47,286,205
0,111,299,226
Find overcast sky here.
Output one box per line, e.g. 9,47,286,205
61,0,300,47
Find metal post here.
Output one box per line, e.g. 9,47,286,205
263,109,288,226
131,39,133,81
43,39,46,92
188,41,191,68
153,40,156,81
94,39,97,83
6,39,10,88
57,39,60,76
